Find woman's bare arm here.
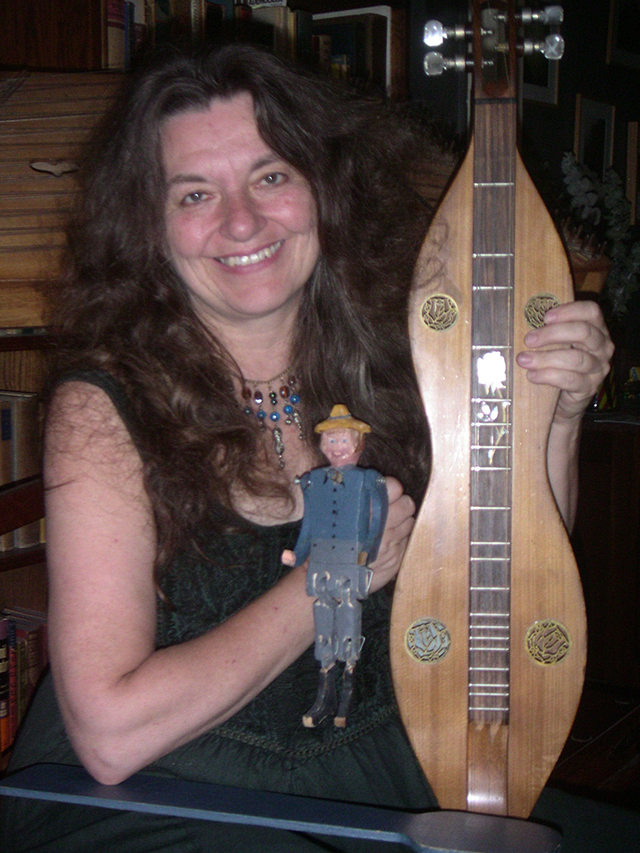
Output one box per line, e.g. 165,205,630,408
45,382,413,785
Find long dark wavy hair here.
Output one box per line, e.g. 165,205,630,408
47,43,438,573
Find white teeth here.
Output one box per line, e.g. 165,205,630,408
218,241,283,267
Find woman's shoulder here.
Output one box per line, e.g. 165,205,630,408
45,369,144,487
47,367,144,452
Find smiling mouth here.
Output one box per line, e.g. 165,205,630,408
217,240,283,268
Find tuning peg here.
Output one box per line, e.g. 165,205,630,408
424,51,470,76
423,19,469,48
522,32,565,59
519,5,564,25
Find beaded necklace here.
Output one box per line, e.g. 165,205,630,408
241,368,303,468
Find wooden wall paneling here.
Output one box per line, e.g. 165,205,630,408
0,71,123,327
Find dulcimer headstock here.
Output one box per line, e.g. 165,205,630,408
423,2,564,102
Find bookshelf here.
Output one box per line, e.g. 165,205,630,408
0,1,409,95
0,70,122,572
0,70,122,759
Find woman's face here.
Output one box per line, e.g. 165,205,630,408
161,93,320,332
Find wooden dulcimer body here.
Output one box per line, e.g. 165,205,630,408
390,1,586,818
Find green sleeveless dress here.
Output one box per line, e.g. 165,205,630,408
0,371,436,852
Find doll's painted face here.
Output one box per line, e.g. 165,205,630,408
320,428,364,468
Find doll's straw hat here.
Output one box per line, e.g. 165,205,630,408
314,404,372,435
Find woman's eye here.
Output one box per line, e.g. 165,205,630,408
261,172,285,186
181,191,207,205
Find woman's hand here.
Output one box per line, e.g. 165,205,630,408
515,300,614,425
515,299,614,529
368,477,416,592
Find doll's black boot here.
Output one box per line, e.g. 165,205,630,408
334,662,356,728
303,665,337,727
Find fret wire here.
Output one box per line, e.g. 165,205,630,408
469,667,510,672
469,706,509,712
471,346,513,352
470,557,510,562
470,506,511,511
473,252,514,258
470,613,509,618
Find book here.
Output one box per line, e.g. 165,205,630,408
0,399,13,551
1,608,47,743
106,0,127,70
0,391,42,548
293,10,314,67
250,4,293,60
0,617,9,752
124,1,136,69
5,617,18,745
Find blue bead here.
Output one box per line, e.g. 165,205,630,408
270,412,280,421
284,404,293,414
290,394,300,404
257,410,267,420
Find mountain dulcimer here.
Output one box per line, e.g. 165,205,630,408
390,1,586,818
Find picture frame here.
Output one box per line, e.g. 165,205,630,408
574,94,615,179
520,15,560,105
607,0,640,71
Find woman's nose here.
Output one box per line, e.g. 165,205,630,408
218,191,266,242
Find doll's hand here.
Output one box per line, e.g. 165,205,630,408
368,477,415,592
281,549,297,567
515,300,614,424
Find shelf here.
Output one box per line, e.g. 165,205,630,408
0,475,45,575
0,544,45,575
0,332,52,353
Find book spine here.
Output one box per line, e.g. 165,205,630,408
0,618,9,752
0,392,42,548
106,0,127,70
0,402,12,551
7,619,18,744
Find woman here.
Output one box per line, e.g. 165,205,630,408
0,44,624,852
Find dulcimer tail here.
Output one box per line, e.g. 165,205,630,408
390,1,586,819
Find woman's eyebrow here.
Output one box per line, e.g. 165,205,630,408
166,155,282,188
167,173,206,187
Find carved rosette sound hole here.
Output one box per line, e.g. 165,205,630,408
405,618,452,663
525,619,571,665
420,294,459,331
524,294,560,329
